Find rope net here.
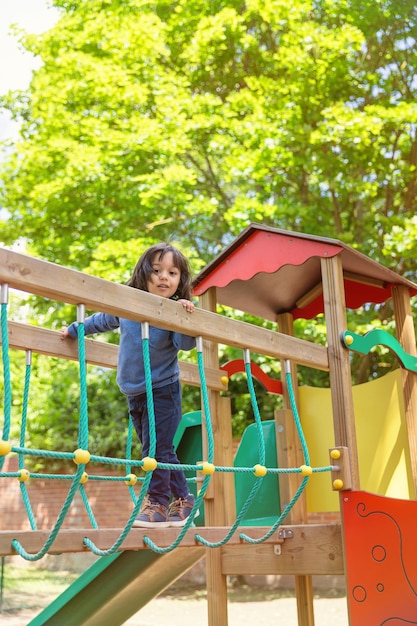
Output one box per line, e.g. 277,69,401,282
0,296,333,560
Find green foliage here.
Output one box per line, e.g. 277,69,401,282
5,353,139,470
1,0,417,450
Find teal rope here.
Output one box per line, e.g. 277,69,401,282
239,360,311,543
83,324,158,556
126,416,139,504
1,301,12,471
143,339,211,554
2,310,332,558
19,355,36,530
245,355,265,465
76,316,89,450
286,362,310,467
195,351,268,548
12,464,85,560
79,483,98,529
12,320,91,560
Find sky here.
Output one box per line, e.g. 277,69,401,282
0,0,60,139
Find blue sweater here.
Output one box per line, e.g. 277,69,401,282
67,313,196,396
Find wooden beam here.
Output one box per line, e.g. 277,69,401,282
0,526,285,557
0,524,343,578
343,271,386,289
392,285,417,497
2,321,227,391
199,288,229,626
221,523,343,576
277,312,315,626
321,256,359,487
0,248,328,370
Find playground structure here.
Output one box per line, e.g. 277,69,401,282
1,222,417,625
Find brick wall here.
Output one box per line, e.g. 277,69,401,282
0,456,139,531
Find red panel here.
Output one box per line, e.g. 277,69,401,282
193,230,341,295
292,281,393,320
220,360,283,395
342,490,417,625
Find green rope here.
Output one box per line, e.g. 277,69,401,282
19,354,36,530
143,338,211,554
76,310,89,450
79,484,98,529
245,353,266,466
239,360,311,543
195,350,268,548
1,305,332,558
83,323,158,556
1,300,12,471
11,319,91,560
11,464,85,561
126,416,139,504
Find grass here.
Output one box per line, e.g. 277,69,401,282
0,557,346,619
0,560,78,613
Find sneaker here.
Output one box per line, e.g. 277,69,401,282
168,494,198,527
132,496,169,528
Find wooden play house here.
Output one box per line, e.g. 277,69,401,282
193,223,417,625
1,222,417,625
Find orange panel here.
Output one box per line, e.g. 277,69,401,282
342,490,417,624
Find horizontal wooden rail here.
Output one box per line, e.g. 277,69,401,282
0,247,329,370
0,524,343,576
0,526,284,555
221,523,344,576
3,321,227,390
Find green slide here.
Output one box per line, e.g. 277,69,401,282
175,411,281,526
28,547,204,626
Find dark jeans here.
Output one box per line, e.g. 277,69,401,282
127,380,188,507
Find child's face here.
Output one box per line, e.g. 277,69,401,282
147,251,181,299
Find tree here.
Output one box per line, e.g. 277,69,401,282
1,0,416,271
1,0,416,452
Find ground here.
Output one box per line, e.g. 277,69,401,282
1,574,349,625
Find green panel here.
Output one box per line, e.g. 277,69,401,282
174,410,204,526
234,421,281,525
174,413,281,526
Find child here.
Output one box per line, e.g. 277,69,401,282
61,243,196,528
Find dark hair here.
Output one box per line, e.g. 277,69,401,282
127,243,193,300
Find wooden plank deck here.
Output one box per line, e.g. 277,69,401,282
0,524,343,576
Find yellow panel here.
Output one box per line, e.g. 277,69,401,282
298,370,413,513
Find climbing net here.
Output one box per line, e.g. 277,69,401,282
1,293,334,560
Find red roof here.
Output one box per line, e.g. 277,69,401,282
193,224,417,321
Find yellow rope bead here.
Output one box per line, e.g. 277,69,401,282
253,464,267,477
0,440,12,456
73,449,91,465
124,473,137,486
300,464,313,476
200,461,215,475
18,469,30,482
80,472,89,484
142,456,157,471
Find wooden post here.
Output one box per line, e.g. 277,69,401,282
198,288,230,626
321,255,358,626
392,285,417,497
276,312,315,626
320,256,359,488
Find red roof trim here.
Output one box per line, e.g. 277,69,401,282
194,230,342,295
